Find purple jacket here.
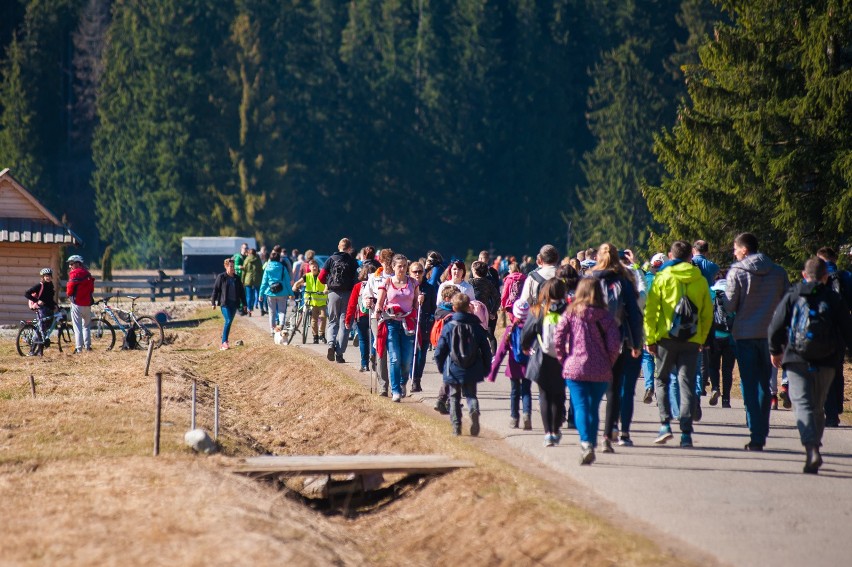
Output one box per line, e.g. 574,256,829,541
487,322,527,381
554,306,621,382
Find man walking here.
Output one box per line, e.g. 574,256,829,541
816,247,852,427
724,233,789,450
644,241,713,448
768,257,852,473
319,238,358,363
519,244,559,306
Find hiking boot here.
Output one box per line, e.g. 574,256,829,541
411,380,422,393
543,434,555,447
509,417,519,429
709,390,720,406
744,442,764,451
313,336,319,344
779,386,791,409
643,387,654,404
522,413,532,430
654,426,674,444
326,346,335,361
434,399,449,414
804,445,823,474
335,354,346,364
618,436,634,447
580,443,596,465
602,438,615,453
680,433,693,448
722,398,731,408
825,416,841,427
770,395,778,410
470,411,480,437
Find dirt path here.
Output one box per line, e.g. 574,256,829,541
252,313,852,567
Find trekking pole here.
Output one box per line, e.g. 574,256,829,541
368,316,374,395
410,304,421,384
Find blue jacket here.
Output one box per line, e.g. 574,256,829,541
692,254,719,288
259,260,294,298
434,312,492,385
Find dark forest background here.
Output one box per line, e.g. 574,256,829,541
1,0,849,270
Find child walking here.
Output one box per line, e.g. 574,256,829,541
554,278,622,464
292,259,328,343
487,300,532,429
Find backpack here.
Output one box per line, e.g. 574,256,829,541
787,290,836,361
449,321,479,369
430,313,452,347
326,256,349,289
669,284,699,341
509,324,529,364
598,277,626,326
712,291,733,334
503,273,526,310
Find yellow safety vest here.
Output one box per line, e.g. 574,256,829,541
305,274,327,307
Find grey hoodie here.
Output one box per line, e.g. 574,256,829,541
724,253,789,340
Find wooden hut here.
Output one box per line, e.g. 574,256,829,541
0,169,81,325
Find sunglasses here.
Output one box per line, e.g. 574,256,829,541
411,270,424,274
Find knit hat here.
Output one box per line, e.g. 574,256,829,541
512,301,529,322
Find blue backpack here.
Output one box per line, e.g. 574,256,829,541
509,324,529,364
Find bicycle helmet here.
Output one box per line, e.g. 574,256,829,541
39,268,53,276
67,254,84,264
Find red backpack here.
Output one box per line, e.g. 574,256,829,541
430,313,453,347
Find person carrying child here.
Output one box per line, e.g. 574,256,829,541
24,268,58,356
487,300,532,430
554,278,622,464
292,259,329,344
434,292,493,436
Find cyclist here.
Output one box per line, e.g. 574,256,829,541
66,254,95,354
24,268,58,355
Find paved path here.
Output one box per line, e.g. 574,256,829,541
245,314,852,567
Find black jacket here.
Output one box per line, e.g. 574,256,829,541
768,281,852,367
211,273,246,308
25,281,57,311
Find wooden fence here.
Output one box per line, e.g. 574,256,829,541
58,274,217,302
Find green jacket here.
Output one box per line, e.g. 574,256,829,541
644,261,713,346
241,254,262,287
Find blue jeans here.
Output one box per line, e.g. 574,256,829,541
642,350,655,390
267,296,289,330
567,381,609,446
245,286,259,311
510,378,532,419
735,338,773,445
386,320,414,395
221,304,237,343
355,316,371,369
619,353,643,435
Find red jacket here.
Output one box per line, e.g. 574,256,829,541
67,267,95,306
345,281,366,327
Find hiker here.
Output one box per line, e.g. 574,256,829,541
477,250,501,290
521,278,569,447
768,257,852,473
212,257,246,350
500,261,526,322
434,292,492,436
487,300,532,430
233,242,248,277
345,265,373,372
470,260,500,353
410,260,436,392
66,254,95,354
587,243,643,452
555,278,622,464
362,248,394,395
641,253,666,404
431,285,459,414
424,251,445,287
643,240,713,448
708,273,735,408
259,250,294,336
292,259,328,344
816,247,852,427
319,237,359,363
519,244,559,307
241,248,262,315
723,232,789,451
374,254,421,402
24,268,58,355
436,260,476,303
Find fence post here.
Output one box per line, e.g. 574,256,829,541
150,283,156,302
29,375,36,398
154,373,162,456
170,284,176,302
214,385,219,440
191,379,197,430
144,340,155,376
188,276,195,301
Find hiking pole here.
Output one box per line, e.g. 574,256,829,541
410,304,421,385
368,316,374,395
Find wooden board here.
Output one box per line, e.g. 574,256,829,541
234,454,474,475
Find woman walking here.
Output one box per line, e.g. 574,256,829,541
436,260,475,303
211,257,246,350
259,250,294,335
241,248,262,314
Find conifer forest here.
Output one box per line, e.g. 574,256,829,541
0,0,850,269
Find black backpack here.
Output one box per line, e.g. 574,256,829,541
712,291,733,334
326,256,349,289
449,321,479,369
787,290,836,361
669,284,699,341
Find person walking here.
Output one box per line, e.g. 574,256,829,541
470,260,501,353
487,300,533,430
292,259,328,343
768,257,852,473
436,260,475,302
241,248,262,315
410,260,436,392
723,232,789,450
708,274,736,408
211,257,246,350
319,238,359,363
816,247,852,427
259,250,294,335
643,240,713,448
519,244,559,307
345,265,373,372
66,254,95,354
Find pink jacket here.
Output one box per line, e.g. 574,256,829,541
554,306,621,382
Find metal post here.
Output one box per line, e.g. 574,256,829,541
214,385,219,440
29,375,36,398
154,373,162,456
144,340,155,376
191,379,197,430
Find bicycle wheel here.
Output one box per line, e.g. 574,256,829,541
301,305,310,344
89,318,116,351
135,316,164,349
286,308,303,345
16,323,40,357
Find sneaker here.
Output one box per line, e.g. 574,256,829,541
618,436,634,447
392,393,401,402
327,346,335,361
313,336,320,344
319,336,327,344
654,426,674,444
219,342,229,351
434,399,449,414
779,386,792,409
602,438,615,453
509,417,519,429
543,434,555,447
522,413,532,431
411,381,422,393
452,424,462,436
335,354,346,364
643,388,654,404
770,395,778,410
709,390,720,406
399,384,406,398
580,443,596,465
744,442,764,451
722,399,731,409
553,430,562,445
680,433,693,448
470,411,480,436
359,366,367,372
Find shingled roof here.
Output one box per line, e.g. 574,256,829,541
0,168,82,245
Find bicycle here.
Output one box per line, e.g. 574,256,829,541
16,306,72,357
93,295,164,350
285,291,326,345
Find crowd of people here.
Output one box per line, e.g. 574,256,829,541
216,235,852,473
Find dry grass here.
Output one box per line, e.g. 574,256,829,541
0,311,689,566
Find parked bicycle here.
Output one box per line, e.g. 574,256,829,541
285,290,326,345
92,295,164,350
16,306,72,357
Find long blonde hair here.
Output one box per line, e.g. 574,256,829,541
591,242,635,285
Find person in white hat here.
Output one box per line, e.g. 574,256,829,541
66,255,96,353
641,253,667,404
